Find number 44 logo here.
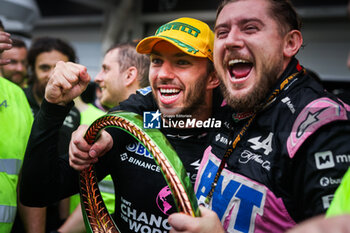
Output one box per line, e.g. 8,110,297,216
248,132,274,155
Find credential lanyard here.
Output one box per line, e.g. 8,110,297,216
204,70,304,205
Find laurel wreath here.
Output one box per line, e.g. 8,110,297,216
79,111,200,233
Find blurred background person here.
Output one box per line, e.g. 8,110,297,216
12,36,81,233
0,37,28,88
57,41,150,233
0,20,34,233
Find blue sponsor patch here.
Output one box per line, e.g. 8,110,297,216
137,86,152,96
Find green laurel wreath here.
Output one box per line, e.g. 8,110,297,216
79,111,200,233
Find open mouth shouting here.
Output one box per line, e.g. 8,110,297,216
158,87,182,105
228,59,253,83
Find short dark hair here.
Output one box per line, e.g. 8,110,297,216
216,0,302,35
11,38,27,49
106,42,150,88
27,37,76,84
28,37,76,70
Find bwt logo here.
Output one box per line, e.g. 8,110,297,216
143,110,161,129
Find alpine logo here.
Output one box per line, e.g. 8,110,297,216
248,132,273,155
0,99,8,108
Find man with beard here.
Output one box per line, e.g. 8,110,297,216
0,38,28,88
24,36,81,151
14,37,80,233
167,0,350,233
20,18,222,233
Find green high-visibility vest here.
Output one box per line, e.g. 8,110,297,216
326,167,350,217
0,77,33,233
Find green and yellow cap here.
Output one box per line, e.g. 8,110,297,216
136,17,214,61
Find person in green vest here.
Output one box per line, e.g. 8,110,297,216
57,41,150,233
326,167,350,217
0,20,34,233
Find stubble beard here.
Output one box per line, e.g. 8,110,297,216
33,80,47,101
154,74,209,119
220,63,281,113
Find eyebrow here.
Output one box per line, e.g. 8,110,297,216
150,50,188,58
215,17,264,31
239,17,264,27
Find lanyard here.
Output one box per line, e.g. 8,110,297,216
204,70,304,205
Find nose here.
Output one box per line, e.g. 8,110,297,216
94,71,104,84
157,61,175,80
224,27,244,50
15,61,26,72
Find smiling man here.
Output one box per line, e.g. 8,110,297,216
0,38,28,87
168,0,350,233
94,42,150,109
19,17,222,233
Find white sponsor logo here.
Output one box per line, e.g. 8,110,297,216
63,115,74,128
215,133,228,145
281,97,296,113
315,151,335,169
120,196,171,232
320,177,342,187
248,132,273,155
239,150,271,171
322,194,334,209
163,117,222,128
120,153,128,161
315,151,350,170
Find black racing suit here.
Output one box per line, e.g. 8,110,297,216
195,58,350,233
20,87,223,233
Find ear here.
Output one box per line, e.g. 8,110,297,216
124,66,137,87
283,30,303,58
206,71,220,90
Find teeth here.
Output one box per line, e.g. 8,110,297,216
162,95,177,99
160,88,180,94
228,59,250,66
